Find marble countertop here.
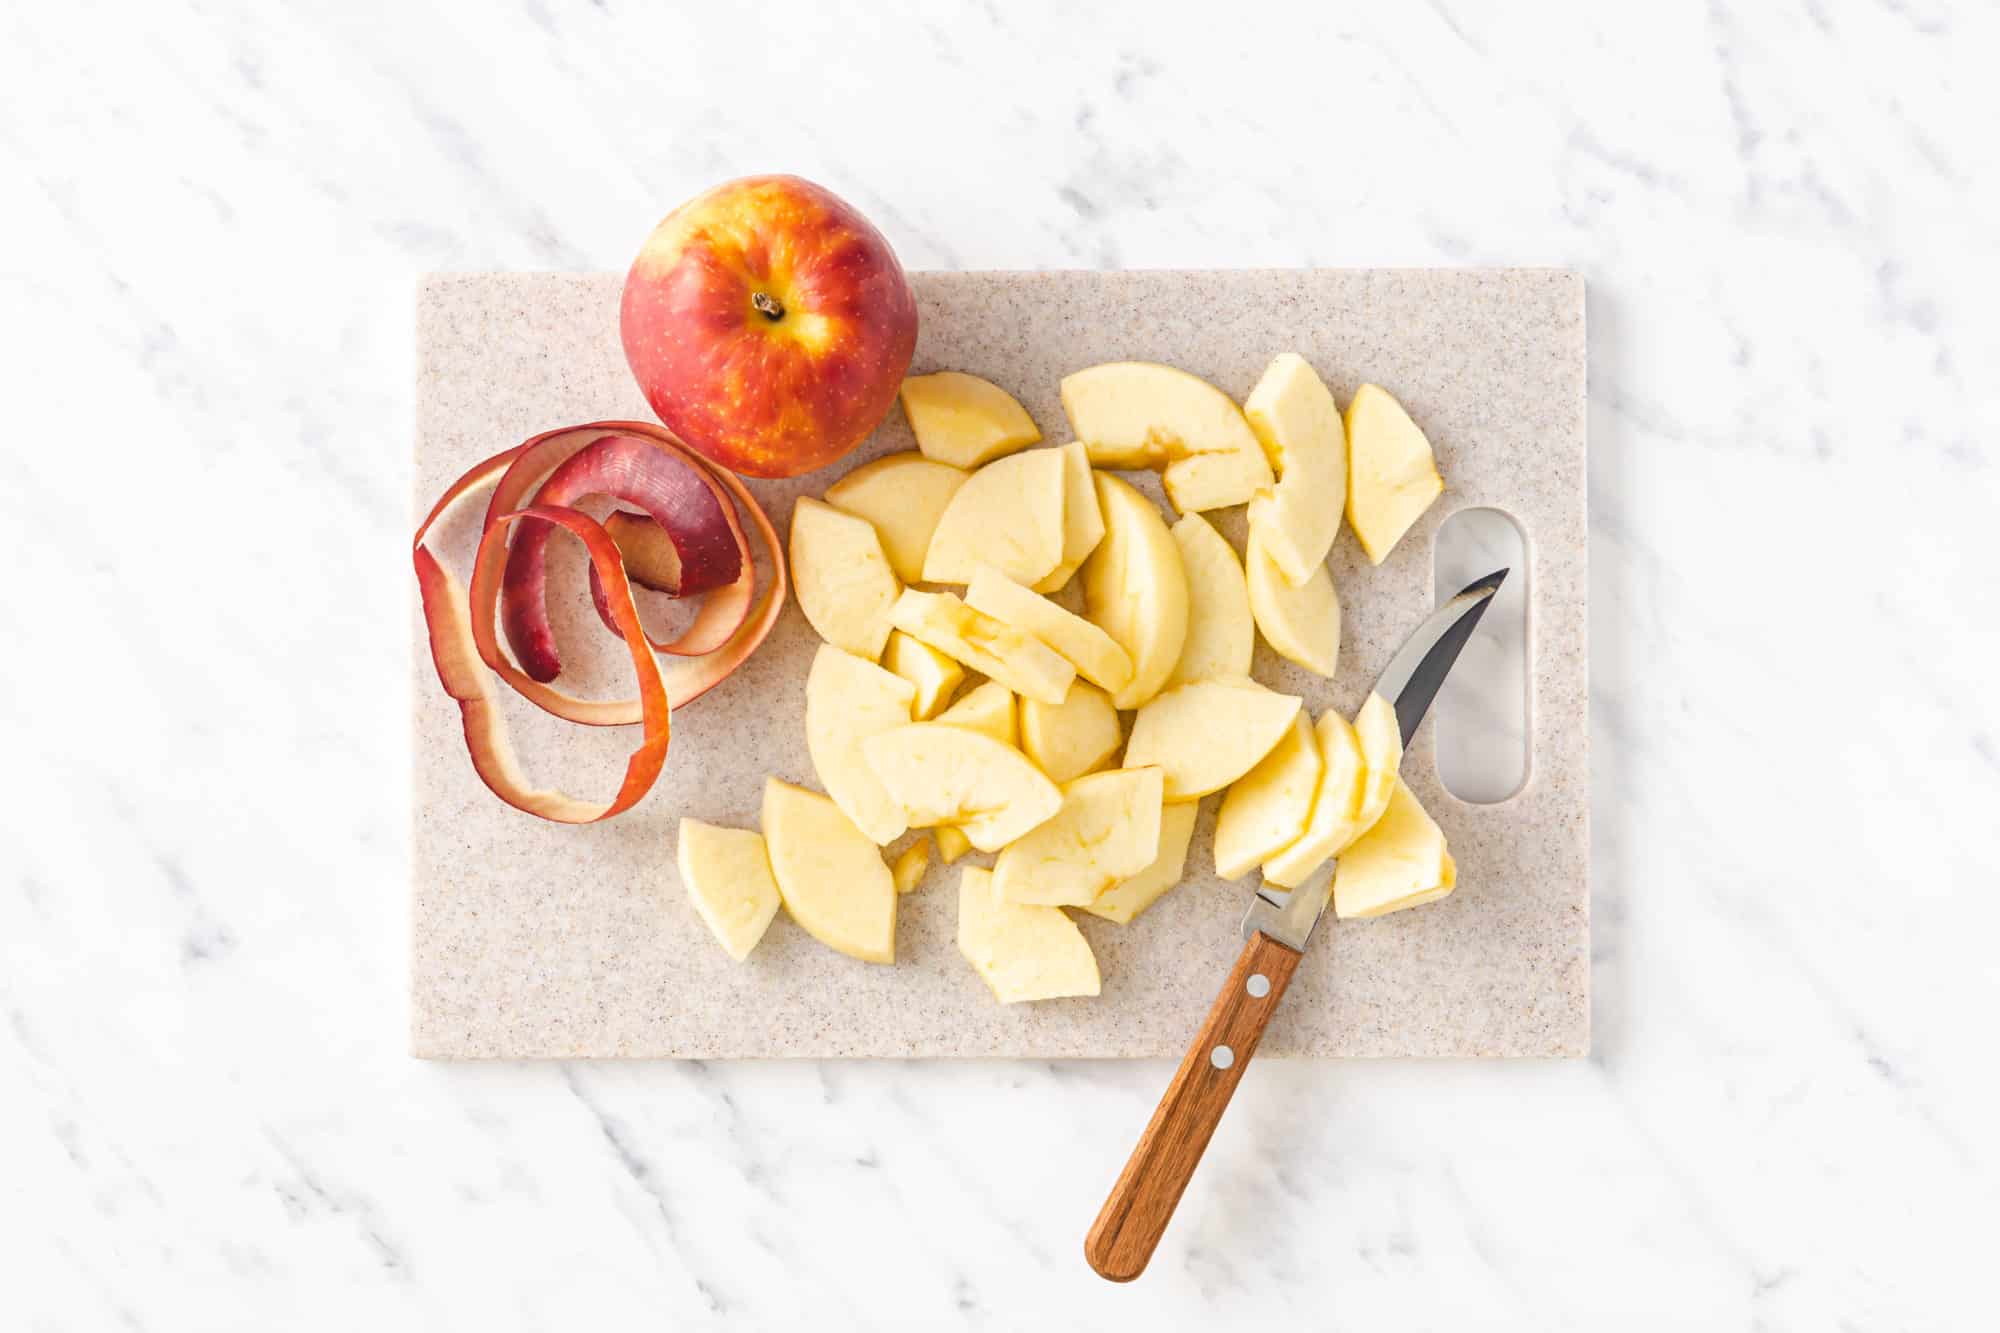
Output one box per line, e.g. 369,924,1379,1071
4,1,1995,1328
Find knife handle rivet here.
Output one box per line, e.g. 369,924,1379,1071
1246,974,1271,998
1210,1044,1235,1070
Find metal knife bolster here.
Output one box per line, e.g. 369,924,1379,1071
1237,568,1509,953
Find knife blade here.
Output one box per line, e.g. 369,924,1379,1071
1084,568,1509,1282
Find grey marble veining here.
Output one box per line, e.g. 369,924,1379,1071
3,1,1996,1329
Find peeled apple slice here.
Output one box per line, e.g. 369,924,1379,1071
935,680,1016,747
1081,472,1189,709
1212,711,1323,880
1333,777,1456,919
1018,679,1122,784
1352,691,1404,835
957,867,1101,1004
762,779,897,963
1245,518,1341,677
882,630,964,719
1034,441,1106,592
1262,709,1367,888
823,451,969,584
965,566,1133,694
1346,383,1444,565
891,839,931,894
862,723,1063,851
921,447,1066,587
1123,677,1303,801
1243,352,1346,585
676,819,782,961
1084,800,1199,925
1060,361,1274,512
901,371,1041,469
992,767,1164,907
790,497,900,661
888,589,1075,706
804,644,918,845
1166,513,1254,686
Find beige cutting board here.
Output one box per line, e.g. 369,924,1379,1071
412,269,1587,1059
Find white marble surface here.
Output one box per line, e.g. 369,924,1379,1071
3,1,1996,1327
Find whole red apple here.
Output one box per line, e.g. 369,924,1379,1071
619,175,919,479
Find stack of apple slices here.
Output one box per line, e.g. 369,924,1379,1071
677,356,1455,1000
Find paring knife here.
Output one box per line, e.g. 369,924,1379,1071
1083,569,1509,1283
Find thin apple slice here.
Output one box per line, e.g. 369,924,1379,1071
1245,518,1341,677
1061,361,1274,512
921,447,1065,586
1244,353,1346,585
891,839,931,894
935,680,1016,747
888,589,1075,706
1081,472,1189,709
1351,691,1404,834
936,825,974,864
1213,712,1322,880
1034,441,1106,592
957,867,1101,1004
676,819,782,961
1084,800,1200,924
965,566,1133,694
993,767,1164,907
791,497,900,661
1123,676,1303,801
804,644,918,845
862,723,1062,851
1019,679,1122,784
1346,383,1444,565
1262,709,1367,887
762,779,897,963
1333,777,1456,919
1166,513,1254,686
882,630,964,719
824,451,969,584
901,371,1041,469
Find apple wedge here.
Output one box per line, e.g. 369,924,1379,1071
761,779,896,963
1346,383,1444,565
1243,352,1346,585
675,819,782,962
804,644,918,845
1061,361,1274,512
1034,441,1107,592
901,371,1041,469
1019,679,1122,784
891,839,930,894
1245,518,1341,677
993,767,1164,907
965,566,1133,694
921,447,1065,587
1333,777,1456,918
1081,472,1189,709
1123,676,1303,800
957,867,1100,1004
881,630,964,719
1262,709,1367,887
862,723,1062,851
1352,691,1404,834
790,497,899,661
823,451,969,583
936,679,1016,747
1083,800,1199,925
1166,513,1254,686
1212,711,1323,880
889,589,1075,705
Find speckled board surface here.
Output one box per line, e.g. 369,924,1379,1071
412,269,1587,1059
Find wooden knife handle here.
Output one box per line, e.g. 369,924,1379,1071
1084,930,1304,1282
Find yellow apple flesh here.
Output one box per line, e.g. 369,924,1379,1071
1083,800,1200,924
1243,352,1346,585
956,867,1100,1004
862,722,1062,851
1081,472,1189,709
1061,361,1274,512
1035,441,1107,592
1166,512,1254,686
1346,383,1444,565
1352,691,1405,834
1018,679,1122,784
1123,676,1303,800
761,779,897,963
1262,709,1367,887
935,679,1016,747
921,447,1065,586
900,371,1041,469
965,566,1133,694
1245,518,1341,677
790,497,900,661
823,451,968,583
675,819,782,962
804,644,918,845
881,630,964,719
891,839,930,894
1212,711,1323,880
993,767,1164,907
1333,777,1456,918
888,589,1075,705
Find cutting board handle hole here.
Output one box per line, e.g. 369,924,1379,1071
1432,508,1530,803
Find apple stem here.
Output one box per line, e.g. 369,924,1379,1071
751,291,785,321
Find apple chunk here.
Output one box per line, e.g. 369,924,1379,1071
922,447,1065,587
936,679,1016,747
993,767,1164,907
862,723,1062,851
1333,777,1456,918
1243,353,1346,585
1019,679,1122,784
891,839,930,894
936,826,974,865
804,644,918,845
823,451,968,583
1245,518,1341,677
888,589,1075,705
965,566,1133,694
1212,711,1322,880
1346,383,1444,565
901,371,1041,469
1034,441,1107,592
1061,361,1275,512
1083,800,1200,925
1262,709,1367,887
1123,676,1303,800
761,779,896,963
675,819,782,961
881,630,964,719
790,497,900,661
1352,691,1404,834
1166,513,1254,686
1081,472,1189,709
957,867,1100,1004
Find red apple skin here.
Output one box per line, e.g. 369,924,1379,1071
619,175,919,479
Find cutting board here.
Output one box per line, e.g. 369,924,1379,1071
412,269,1587,1059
